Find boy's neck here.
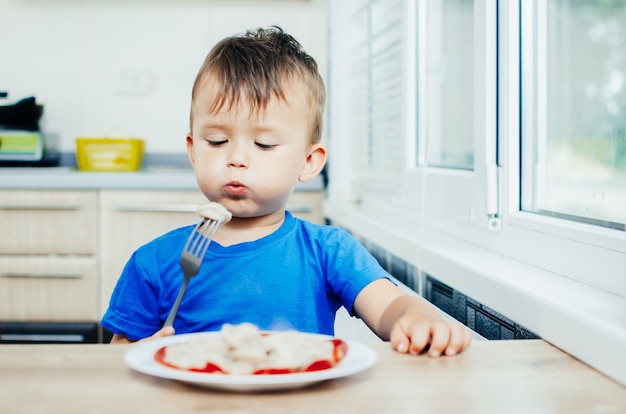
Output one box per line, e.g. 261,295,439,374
213,211,286,247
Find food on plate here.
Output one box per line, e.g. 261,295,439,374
154,323,348,375
197,202,232,224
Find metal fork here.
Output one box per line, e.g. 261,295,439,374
163,218,222,328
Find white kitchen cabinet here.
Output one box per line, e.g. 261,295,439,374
0,256,98,321
0,190,98,255
99,190,209,315
0,190,99,321
283,191,326,225
0,188,325,325
99,189,326,315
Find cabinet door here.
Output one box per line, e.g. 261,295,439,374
99,190,208,314
0,190,98,255
99,189,326,315
0,256,98,321
286,191,326,225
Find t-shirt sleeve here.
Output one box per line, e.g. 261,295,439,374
322,228,393,315
100,250,164,341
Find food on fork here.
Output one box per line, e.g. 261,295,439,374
155,323,348,375
197,202,232,224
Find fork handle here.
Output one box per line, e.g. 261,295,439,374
163,276,190,328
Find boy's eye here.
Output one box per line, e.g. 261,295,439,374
255,142,277,150
207,139,227,147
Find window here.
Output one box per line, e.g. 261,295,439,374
421,0,475,170
328,0,623,294
348,0,408,199
326,0,625,384
521,0,626,230
410,0,497,228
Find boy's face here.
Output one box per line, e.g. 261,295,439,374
187,76,325,220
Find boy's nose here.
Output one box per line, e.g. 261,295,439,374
227,144,249,168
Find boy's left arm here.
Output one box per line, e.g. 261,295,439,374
353,279,472,357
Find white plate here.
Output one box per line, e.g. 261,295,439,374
124,331,378,392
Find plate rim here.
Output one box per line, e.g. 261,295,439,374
123,331,378,389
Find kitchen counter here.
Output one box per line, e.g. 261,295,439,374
0,166,324,191
0,340,624,413
0,166,199,190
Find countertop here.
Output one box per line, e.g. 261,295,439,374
0,340,624,413
0,166,201,190
0,153,325,191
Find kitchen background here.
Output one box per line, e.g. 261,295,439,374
0,0,332,342
0,0,328,155
1,0,625,387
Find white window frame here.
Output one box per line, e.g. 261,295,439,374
403,0,498,231
325,0,626,385
510,0,625,294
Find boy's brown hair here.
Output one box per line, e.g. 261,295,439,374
190,26,325,145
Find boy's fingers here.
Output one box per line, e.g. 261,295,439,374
389,323,410,353
390,319,472,357
444,323,472,356
156,326,175,338
406,323,431,355
426,322,452,357
390,320,432,355
390,319,427,353
138,326,175,343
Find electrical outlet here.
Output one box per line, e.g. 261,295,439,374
114,71,154,95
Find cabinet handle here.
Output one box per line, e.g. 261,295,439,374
113,204,199,213
0,205,82,211
114,203,313,213
0,272,82,279
287,204,313,213
0,333,85,342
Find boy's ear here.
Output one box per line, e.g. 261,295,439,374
299,144,327,182
186,134,196,165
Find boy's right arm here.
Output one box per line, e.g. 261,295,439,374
110,333,134,344
109,326,175,344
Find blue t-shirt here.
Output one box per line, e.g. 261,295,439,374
100,212,389,341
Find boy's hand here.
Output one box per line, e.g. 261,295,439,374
354,280,472,357
138,326,175,343
389,315,471,357
110,326,175,344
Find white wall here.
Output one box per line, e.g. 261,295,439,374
0,0,328,154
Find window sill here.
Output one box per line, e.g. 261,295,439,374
324,199,626,386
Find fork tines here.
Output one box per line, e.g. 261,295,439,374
183,219,221,260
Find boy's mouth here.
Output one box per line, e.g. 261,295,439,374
224,181,248,197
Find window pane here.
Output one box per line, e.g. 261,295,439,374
350,0,407,198
421,0,474,170
522,0,626,228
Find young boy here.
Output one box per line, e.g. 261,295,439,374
101,26,471,357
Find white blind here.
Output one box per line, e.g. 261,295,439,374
350,0,408,199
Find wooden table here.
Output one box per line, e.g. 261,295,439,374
0,340,624,413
